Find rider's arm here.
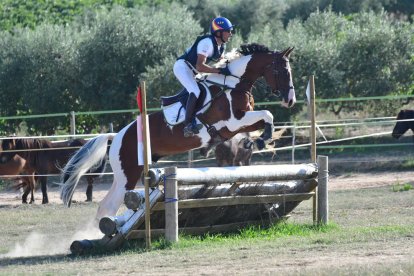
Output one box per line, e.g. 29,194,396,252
195,54,221,74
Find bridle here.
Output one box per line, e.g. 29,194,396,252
263,52,294,98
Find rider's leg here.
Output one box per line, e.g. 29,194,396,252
183,92,203,137
173,60,203,137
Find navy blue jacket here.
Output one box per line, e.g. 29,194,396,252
178,35,225,67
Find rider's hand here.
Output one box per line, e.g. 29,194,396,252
219,66,232,76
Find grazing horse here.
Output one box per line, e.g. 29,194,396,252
392,109,414,139
60,43,296,222
0,138,106,204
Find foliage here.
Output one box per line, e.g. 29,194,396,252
0,1,413,133
0,4,201,133
0,0,172,32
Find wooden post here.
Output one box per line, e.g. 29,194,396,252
70,111,76,138
317,155,328,225
164,167,178,242
308,75,317,224
140,81,151,250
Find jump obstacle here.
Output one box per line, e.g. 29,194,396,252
70,156,328,255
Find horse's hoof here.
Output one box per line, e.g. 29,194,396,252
256,138,265,150
42,199,49,204
244,138,254,149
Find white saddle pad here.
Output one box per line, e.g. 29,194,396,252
162,82,212,126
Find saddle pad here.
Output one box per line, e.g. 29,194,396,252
162,82,212,126
163,102,186,126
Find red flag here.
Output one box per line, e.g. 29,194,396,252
136,86,143,113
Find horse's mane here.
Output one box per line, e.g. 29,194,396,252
214,43,272,67
239,43,272,55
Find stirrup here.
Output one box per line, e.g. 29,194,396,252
183,122,202,137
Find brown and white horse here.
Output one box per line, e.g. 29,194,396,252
60,43,296,222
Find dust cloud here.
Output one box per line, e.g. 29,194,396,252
1,220,102,258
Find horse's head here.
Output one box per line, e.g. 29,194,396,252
0,138,17,163
392,109,414,139
237,44,296,108
262,47,296,108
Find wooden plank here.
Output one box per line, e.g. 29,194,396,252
151,192,315,211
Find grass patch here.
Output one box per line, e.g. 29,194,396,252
120,222,414,254
392,182,413,192
121,222,339,252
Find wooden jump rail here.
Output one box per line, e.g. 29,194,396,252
70,156,328,254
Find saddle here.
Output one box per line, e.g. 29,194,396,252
161,81,212,126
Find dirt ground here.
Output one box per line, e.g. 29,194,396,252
0,171,413,275
1,171,413,206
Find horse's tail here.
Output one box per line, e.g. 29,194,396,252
60,134,114,207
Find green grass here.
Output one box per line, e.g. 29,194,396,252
392,183,414,192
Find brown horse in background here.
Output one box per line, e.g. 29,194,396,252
0,155,37,203
0,138,106,204
60,43,296,223
392,109,414,139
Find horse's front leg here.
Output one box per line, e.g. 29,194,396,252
225,110,274,150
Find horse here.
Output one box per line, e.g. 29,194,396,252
0,154,37,203
60,43,296,223
0,137,106,204
392,109,414,139
214,132,254,167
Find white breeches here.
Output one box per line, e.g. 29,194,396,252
173,59,200,97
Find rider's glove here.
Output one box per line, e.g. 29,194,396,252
219,66,232,76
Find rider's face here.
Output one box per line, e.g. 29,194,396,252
221,30,233,43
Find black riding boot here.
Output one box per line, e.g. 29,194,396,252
183,93,202,137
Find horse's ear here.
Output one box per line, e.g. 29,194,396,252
283,47,294,58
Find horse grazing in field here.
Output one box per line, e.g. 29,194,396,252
0,138,106,204
0,155,37,203
392,109,414,139
60,43,296,222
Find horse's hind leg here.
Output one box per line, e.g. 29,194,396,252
21,181,30,204
39,176,49,204
85,176,93,202
96,178,126,221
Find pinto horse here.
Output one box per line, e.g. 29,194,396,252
0,137,106,204
392,109,414,139
60,43,296,222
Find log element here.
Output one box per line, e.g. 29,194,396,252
148,164,318,186
153,193,314,211
124,190,145,210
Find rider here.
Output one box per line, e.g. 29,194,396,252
174,16,235,137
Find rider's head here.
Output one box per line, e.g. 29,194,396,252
210,17,234,43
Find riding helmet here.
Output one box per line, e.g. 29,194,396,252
210,17,235,35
